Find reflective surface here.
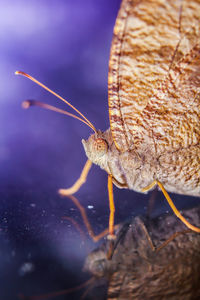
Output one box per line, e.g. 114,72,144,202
0,0,199,299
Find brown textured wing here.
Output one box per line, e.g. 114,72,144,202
108,0,200,155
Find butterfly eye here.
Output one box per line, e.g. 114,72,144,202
93,138,108,157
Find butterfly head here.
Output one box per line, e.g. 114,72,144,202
82,131,109,167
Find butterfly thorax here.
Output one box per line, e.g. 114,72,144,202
82,128,156,192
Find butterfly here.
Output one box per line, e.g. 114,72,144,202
16,0,200,239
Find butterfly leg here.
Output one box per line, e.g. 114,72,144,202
59,160,118,242
59,159,92,196
142,180,200,233
107,175,116,239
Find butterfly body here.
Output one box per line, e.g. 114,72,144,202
83,129,200,197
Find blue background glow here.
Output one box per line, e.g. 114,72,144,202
0,0,199,299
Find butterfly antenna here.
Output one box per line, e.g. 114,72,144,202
15,71,97,133
22,100,96,132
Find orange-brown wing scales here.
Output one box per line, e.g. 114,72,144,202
148,44,200,155
108,0,200,155
108,0,132,151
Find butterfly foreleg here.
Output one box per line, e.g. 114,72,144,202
59,159,92,196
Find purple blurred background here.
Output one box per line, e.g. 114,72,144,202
0,0,199,299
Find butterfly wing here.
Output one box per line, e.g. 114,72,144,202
108,0,200,156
